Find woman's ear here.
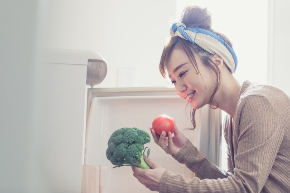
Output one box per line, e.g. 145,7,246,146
212,54,224,70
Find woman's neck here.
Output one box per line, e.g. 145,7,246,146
213,75,241,118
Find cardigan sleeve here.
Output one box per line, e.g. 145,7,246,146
159,96,285,193
172,139,232,179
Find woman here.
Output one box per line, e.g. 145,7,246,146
131,6,290,193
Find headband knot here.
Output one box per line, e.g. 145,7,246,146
171,22,186,34
170,23,196,43
169,22,238,73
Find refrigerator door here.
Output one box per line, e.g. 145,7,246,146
83,87,199,193
38,49,107,192
37,61,87,192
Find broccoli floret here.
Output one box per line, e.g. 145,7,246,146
106,127,151,169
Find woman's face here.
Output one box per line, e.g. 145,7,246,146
165,48,216,109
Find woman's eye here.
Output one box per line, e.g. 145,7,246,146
178,70,188,78
170,70,188,85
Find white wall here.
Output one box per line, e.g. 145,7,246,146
271,0,290,95
45,0,176,88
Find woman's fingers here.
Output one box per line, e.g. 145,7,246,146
131,160,166,192
150,128,172,154
159,131,173,154
158,131,167,149
150,128,159,144
168,131,180,155
172,119,181,136
143,155,161,169
168,131,174,148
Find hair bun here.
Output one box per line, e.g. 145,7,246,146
180,6,212,30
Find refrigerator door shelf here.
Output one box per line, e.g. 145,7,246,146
84,87,199,193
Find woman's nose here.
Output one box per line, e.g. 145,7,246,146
175,81,186,94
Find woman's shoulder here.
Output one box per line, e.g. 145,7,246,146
239,80,289,102
240,80,288,98
237,80,290,115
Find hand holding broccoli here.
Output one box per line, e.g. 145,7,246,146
106,127,151,169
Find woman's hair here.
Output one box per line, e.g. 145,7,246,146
159,6,234,128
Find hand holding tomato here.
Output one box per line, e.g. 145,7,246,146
150,115,188,155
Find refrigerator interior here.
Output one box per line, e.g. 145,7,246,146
84,87,200,193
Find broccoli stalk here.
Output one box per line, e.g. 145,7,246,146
106,127,151,169
135,154,150,169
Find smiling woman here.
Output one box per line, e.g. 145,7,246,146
131,4,290,193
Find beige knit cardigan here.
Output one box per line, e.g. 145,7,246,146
159,80,290,193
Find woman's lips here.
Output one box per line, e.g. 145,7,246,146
184,91,196,103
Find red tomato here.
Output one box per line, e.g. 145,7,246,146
152,114,174,136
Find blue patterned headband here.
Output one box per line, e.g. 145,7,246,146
170,22,238,73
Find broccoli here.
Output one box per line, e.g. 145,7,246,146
106,127,151,169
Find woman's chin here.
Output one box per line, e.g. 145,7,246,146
191,102,202,110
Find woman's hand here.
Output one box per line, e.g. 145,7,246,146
131,155,166,191
150,129,186,156
150,119,188,156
